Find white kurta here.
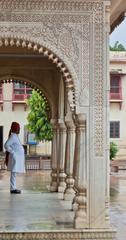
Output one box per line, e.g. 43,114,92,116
4,133,25,173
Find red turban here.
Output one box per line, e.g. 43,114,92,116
11,122,20,132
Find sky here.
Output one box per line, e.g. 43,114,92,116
110,18,126,47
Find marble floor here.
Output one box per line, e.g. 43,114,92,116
0,170,74,232
0,170,126,239
110,173,126,240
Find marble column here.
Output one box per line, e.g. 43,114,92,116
64,119,75,200
50,119,59,192
105,3,111,227
58,121,67,192
73,114,88,229
72,118,79,211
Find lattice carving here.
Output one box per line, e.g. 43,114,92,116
0,37,75,112
0,230,116,240
0,1,102,12
93,2,104,157
0,12,90,106
0,0,98,107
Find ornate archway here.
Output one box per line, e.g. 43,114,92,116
0,1,116,238
0,75,52,115
0,37,75,112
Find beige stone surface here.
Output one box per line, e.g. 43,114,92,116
0,170,116,239
0,0,124,234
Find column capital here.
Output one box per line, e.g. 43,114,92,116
74,114,86,128
50,118,59,131
58,119,66,130
50,118,58,125
65,120,75,130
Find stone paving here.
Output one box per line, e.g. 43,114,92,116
0,170,126,239
0,170,74,232
110,173,126,240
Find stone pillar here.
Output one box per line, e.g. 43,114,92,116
64,119,75,200
58,121,67,192
50,119,59,192
57,74,67,193
105,2,111,227
72,120,79,211
73,114,88,229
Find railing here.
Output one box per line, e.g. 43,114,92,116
0,156,51,171
110,51,126,61
0,162,5,170
13,94,31,101
111,160,126,172
110,92,122,100
25,158,51,170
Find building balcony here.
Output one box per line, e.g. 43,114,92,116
110,92,122,101
110,92,123,109
12,94,31,102
12,93,31,111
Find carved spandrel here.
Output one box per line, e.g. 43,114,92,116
0,11,91,108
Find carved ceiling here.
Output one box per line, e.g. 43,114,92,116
110,0,126,32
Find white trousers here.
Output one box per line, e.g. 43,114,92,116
10,172,16,190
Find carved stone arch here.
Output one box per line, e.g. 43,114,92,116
0,36,76,112
0,74,53,118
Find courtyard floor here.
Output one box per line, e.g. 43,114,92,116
110,172,126,240
0,170,125,239
0,170,74,232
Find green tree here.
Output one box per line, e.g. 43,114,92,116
27,90,53,141
110,41,126,51
110,142,118,160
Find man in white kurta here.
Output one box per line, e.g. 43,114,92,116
4,122,25,194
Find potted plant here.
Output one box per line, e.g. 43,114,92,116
110,142,118,161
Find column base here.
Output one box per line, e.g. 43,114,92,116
50,170,58,192
64,188,75,201
63,175,75,201
72,194,79,211
64,192,75,201
58,171,66,193
72,202,78,211
50,185,58,192
74,217,88,229
58,184,66,193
